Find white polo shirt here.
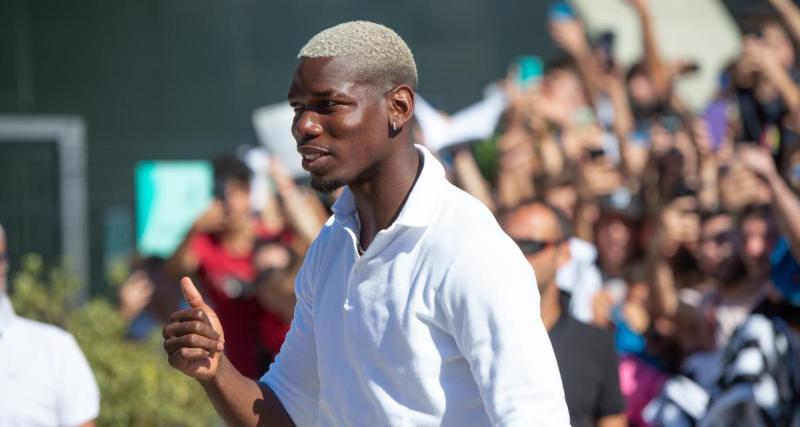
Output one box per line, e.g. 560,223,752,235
0,293,100,427
262,145,569,427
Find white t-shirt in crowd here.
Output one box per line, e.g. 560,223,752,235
261,145,570,427
556,237,603,324
0,293,100,427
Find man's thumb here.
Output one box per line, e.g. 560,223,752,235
180,277,206,309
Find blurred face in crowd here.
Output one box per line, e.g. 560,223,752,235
502,204,569,292
542,67,586,112
289,56,394,193
628,71,658,111
220,179,252,229
595,212,635,275
698,213,743,283
740,211,778,280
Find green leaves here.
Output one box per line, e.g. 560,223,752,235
10,254,219,427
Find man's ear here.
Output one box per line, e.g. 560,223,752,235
387,85,415,131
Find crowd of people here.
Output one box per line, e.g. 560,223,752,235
16,0,799,425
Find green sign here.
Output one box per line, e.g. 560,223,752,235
135,161,212,257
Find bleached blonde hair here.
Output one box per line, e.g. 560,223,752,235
298,21,418,89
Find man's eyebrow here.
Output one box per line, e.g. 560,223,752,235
288,88,351,101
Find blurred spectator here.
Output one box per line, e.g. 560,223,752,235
251,238,300,365
118,256,181,340
166,153,284,378
440,1,800,424
0,222,100,426
502,201,626,427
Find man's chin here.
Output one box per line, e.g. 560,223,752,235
310,176,345,194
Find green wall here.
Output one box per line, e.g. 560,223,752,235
0,0,556,292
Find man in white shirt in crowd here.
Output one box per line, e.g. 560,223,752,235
0,222,100,427
163,21,569,426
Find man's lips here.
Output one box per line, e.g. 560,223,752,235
298,145,332,170
297,145,331,162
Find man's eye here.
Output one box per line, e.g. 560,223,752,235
291,104,304,113
320,100,338,108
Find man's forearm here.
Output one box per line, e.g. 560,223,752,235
771,0,800,46
200,356,295,427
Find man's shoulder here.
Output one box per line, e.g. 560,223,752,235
434,182,502,237
9,315,78,350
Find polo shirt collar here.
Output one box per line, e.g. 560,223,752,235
331,144,445,228
0,292,16,337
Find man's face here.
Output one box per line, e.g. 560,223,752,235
289,56,391,193
221,180,251,227
542,68,585,111
740,213,777,280
595,213,633,271
698,214,740,280
503,205,568,292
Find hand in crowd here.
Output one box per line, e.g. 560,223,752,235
192,200,226,234
549,16,589,57
738,144,780,181
742,36,785,81
163,278,225,381
118,270,155,322
661,196,701,253
625,0,651,14
719,159,770,211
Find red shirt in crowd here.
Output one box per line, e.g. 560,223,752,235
190,223,289,378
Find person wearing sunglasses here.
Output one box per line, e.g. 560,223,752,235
0,222,100,426
502,201,626,427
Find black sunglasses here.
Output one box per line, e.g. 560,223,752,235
513,239,563,255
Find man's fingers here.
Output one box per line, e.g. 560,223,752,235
168,307,212,325
164,335,224,355
163,320,220,341
181,277,206,309
168,347,212,365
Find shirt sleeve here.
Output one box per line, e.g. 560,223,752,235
55,333,100,426
260,247,320,427
438,235,571,427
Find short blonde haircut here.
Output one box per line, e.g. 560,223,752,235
298,20,418,89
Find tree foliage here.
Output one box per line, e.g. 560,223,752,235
10,254,219,426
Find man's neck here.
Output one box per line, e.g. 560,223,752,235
540,282,562,331
351,144,421,250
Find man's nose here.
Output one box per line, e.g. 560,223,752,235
293,110,323,141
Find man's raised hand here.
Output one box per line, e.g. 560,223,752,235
163,277,225,381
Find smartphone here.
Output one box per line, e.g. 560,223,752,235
549,1,576,22
594,31,615,71
514,55,543,88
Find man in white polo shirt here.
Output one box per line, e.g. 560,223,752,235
163,21,569,426
0,222,100,427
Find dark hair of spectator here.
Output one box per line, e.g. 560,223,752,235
213,154,253,187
